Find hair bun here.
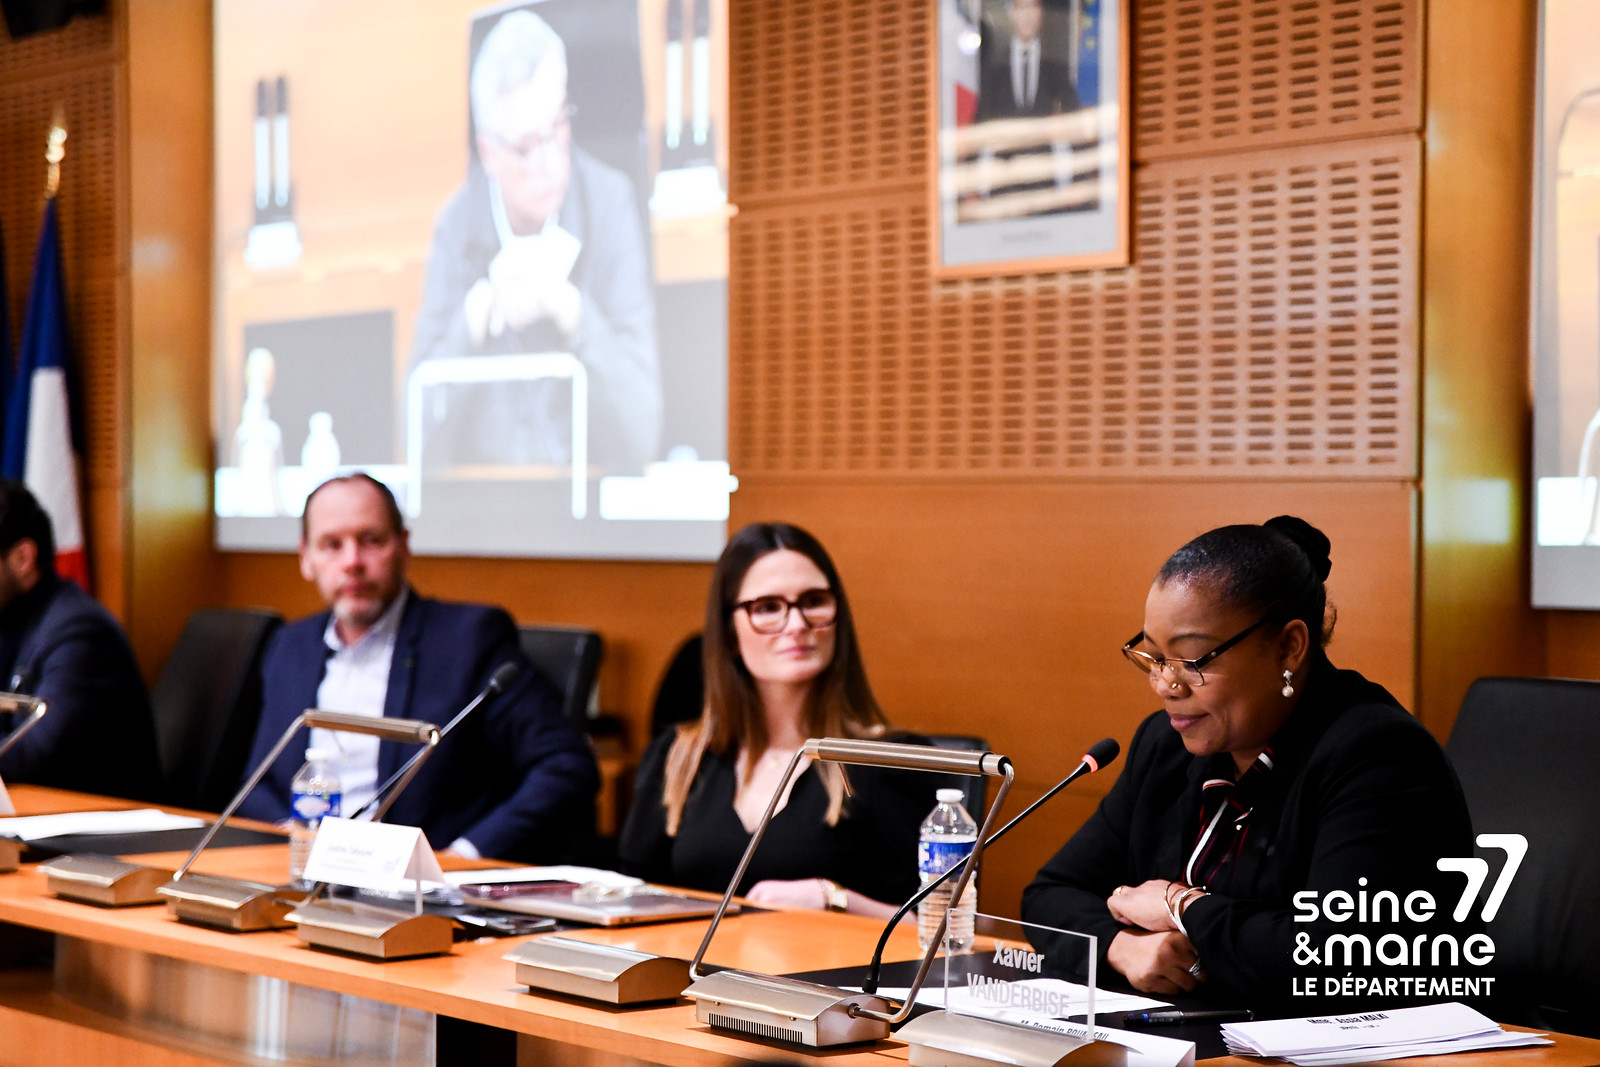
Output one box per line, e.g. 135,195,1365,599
1264,515,1332,582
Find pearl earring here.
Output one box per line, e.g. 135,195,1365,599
1281,669,1295,698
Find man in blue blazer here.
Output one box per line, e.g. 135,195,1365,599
237,473,598,861
0,479,159,801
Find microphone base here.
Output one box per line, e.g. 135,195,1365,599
505,936,690,1004
683,969,891,1047
157,874,306,931
39,855,175,907
899,1011,1124,1067
286,899,456,960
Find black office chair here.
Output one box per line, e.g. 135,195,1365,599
150,608,283,811
649,633,704,737
1446,676,1600,1036
923,734,990,819
517,625,603,727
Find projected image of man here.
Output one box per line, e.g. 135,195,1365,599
411,10,661,474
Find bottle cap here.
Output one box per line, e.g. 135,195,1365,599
305,747,333,763
936,788,964,804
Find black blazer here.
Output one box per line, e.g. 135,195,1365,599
1022,657,1476,1014
237,592,599,861
0,573,160,801
975,52,1079,122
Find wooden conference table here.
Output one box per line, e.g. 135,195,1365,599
0,786,1595,1067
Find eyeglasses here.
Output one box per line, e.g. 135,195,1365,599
1121,616,1271,688
490,105,575,171
734,589,839,635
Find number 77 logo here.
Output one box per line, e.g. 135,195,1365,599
1436,833,1528,923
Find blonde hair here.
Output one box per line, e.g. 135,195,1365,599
661,523,888,834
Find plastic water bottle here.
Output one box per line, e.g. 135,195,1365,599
289,747,342,886
917,787,977,952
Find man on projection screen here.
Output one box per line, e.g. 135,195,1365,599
410,9,661,476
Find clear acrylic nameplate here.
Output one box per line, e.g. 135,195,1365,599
896,914,1116,1067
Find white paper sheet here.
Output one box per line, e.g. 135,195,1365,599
1275,1029,1551,1066
1220,1002,1505,1057
444,865,642,889
0,808,204,842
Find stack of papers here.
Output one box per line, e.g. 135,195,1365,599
1221,1002,1551,1065
0,809,205,842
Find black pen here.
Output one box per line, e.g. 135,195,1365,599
1124,1009,1254,1026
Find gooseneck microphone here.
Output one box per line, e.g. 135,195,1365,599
860,737,1121,995
350,661,522,820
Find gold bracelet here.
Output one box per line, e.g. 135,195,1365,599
820,878,850,913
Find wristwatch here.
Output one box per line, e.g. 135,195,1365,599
820,878,850,913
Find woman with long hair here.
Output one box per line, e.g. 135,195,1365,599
618,522,927,917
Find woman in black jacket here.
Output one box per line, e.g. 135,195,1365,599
619,522,929,916
1022,516,1477,1013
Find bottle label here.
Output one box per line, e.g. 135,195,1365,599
919,838,975,876
291,790,342,823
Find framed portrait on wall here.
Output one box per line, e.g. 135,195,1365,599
931,0,1129,277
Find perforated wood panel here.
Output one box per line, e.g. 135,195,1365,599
729,0,929,203
0,21,124,498
730,0,1422,204
731,135,1417,479
1135,0,1421,161
1132,0,1420,160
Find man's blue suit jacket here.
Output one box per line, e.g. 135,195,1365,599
237,592,598,861
0,573,160,801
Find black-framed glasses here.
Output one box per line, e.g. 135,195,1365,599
734,589,838,635
1121,616,1272,688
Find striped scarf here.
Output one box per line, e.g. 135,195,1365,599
1184,747,1276,889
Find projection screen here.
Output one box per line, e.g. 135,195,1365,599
212,0,731,560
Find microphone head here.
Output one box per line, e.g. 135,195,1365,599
487,661,522,694
1082,737,1120,774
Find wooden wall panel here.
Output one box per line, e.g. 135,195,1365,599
730,0,1425,210
1134,0,1422,161
125,0,220,676
1415,0,1543,738
729,0,928,203
0,11,124,613
1545,612,1600,682
729,478,1416,913
733,138,1418,480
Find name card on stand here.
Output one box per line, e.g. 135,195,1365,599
300,817,445,893
158,708,442,933
286,818,456,960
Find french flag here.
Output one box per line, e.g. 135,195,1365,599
3,199,87,588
